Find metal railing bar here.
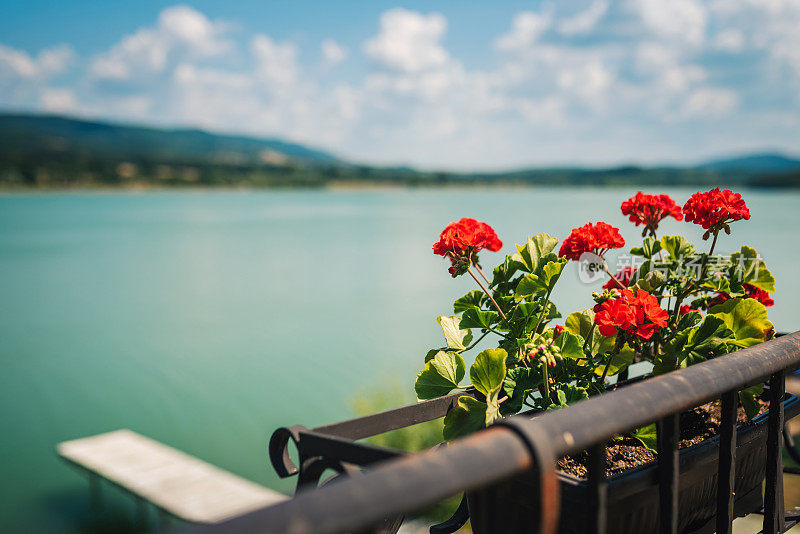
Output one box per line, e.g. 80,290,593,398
189,332,800,534
511,332,800,457
716,390,738,534
311,390,471,440
190,426,534,534
587,443,607,534
657,413,679,534
764,371,786,533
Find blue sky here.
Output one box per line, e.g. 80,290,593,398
1,1,798,170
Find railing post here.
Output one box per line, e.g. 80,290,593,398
716,390,737,534
587,443,607,534
764,371,786,534
658,413,679,534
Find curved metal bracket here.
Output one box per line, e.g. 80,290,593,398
430,493,469,534
268,425,307,478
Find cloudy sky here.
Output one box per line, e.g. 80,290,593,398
1,0,798,170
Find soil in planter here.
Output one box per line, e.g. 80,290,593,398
558,398,770,478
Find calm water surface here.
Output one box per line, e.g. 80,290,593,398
1,188,799,532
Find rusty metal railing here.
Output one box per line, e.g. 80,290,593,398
189,331,800,534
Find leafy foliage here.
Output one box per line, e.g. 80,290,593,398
416,190,776,448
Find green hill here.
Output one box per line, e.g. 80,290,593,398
0,112,798,188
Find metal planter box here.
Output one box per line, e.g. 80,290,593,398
467,394,800,534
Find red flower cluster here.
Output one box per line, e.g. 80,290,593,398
559,222,625,261
594,288,668,341
602,266,638,290
433,218,502,276
621,192,682,236
708,282,774,309
683,188,750,236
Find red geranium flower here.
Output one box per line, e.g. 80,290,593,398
679,305,698,316
708,282,774,309
594,288,668,341
621,192,683,237
602,266,638,290
683,188,750,237
433,218,502,276
559,222,625,261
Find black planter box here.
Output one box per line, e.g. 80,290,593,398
467,394,800,534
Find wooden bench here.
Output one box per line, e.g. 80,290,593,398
57,429,286,525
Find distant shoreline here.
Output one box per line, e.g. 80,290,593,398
1,180,798,195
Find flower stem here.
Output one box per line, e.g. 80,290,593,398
474,264,492,287
600,357,612,384
671,229,720,319
698,230,719,282
531,289,553,334
542,359,551,403
603,263,626,290
467,267,508,321
463,330,491,351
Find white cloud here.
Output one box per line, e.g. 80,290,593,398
90,5,231,80
321,39,348,67
681,87,738,118
251,34,299,88
0,43,74,81
558,0,609,36
633,0,708,47
3,3,800,169
494,11,551,51
40,88,78,112
713,29,745,52
363,8,449,72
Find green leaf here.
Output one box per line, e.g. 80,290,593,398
565,309,616,355
656,315,733,374
700,276,744,296
595,345,635,377
632,271,665,292
459,309,500,330
548,385,589,410
510,234,559,273
730,246,775,293
437,315,473,351
414,351,466,400
470,348,507,397
710,298,773,348
539,258,567,291
514,258,565,300
559,384,589,405
453,290,486,314
632,424,658,452
514,273,548,300
491,256,518,287
676,310,702,331
631,237,663,258
502,366,542,414
553,330,584,360
424,349,439,363
442,396,487,441
739,383,764,421
661,235,695,259
484,397,502,427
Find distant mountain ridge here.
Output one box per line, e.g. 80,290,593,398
697,153,800,173
0,112,798,188
0,113,339,165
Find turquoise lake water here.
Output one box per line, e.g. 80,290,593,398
1,188,799,532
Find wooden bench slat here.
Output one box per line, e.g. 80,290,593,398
57,429,285,523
